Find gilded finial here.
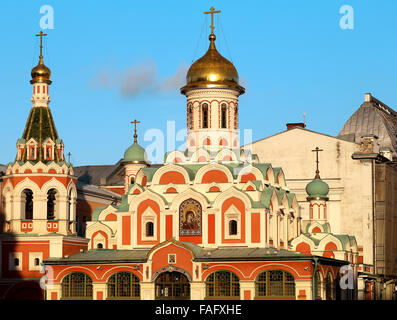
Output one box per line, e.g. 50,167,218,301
131,119,141,143
36,31,47,64
311,147,323,179
204,6,221,41
31,31,51,84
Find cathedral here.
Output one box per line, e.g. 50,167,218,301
0,8,396,301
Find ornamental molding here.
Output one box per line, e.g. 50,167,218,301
151,265,193,282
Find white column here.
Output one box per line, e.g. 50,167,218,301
295,279,312,300
191,282,205,300
93,282,107,300
46,283,62,300
141,282,155,300
240,281,255,300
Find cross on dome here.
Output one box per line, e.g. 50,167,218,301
131,119,141,143
311,147,323,179
204,6,221,35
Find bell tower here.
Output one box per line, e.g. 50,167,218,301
1,32,77,235
180,7,245,163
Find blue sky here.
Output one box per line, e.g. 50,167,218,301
1,0,397,165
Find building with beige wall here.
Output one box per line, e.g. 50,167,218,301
248,93,397,299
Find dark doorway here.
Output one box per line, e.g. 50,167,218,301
155,271,190,300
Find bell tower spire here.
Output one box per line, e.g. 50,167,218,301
180,7,244,163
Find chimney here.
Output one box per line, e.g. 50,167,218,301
365,93,372,102
286,123,306,130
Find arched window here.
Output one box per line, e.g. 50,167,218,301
46,147,51,159
146,222,154,237
107,272,140,299
325,273,333,300
229,220,238,235
255,270,295,299
34,258,40,266
67,190,72,222
130,177,135,185
205,271,240,299
14,258,19,267
97,243,103,249
30,147,35,159
22,189,33,220
221,104,227,129
188,105,193,130
62,272,93,299
314,271,322,300
234,106,238,129
47,189,57,220
202,103,208,129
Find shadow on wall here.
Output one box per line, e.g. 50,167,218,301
0,168,44,300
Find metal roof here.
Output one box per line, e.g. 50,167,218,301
338,95,397,158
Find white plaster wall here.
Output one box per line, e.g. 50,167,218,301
249,128,374,264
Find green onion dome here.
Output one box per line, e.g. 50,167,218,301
123,142,147,164
306,177,329,200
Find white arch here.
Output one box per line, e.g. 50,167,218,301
191,148,210,163
194,163,234,185
317,234,343,252
41,177,68,197
212,187,252,210
215,149,238,162
129,189,167,213
151,164,190,185
168,188,209,212
237,165,263,183
165,151,186,164
290,234,316,251
13,177,41,195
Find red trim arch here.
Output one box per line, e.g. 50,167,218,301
105,213,117,221
296,242,311,255
221,197,246,243
137,199,160,245
202,170,229,184
165,187,177,193
240,173,257,183
250,263,307,281
91,230,109,249
101,267,143,282
202,265,245,281
323,242,337,259
159,171,186,185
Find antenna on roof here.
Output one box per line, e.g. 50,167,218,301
303,112,306,128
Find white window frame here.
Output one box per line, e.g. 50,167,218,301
141,208,157,241
29,252,43,271
92,233,107,249
224,205,241,240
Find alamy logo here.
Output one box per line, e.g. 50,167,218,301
339,5,354,30
40,5,54,30
339,265,354,289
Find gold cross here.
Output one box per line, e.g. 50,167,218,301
311,147,323,178
36,31,47,58
204,6,221,34
131,119,140,143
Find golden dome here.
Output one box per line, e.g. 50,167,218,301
30,57,51,84
181,33,245,94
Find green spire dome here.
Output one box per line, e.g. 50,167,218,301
123,119,147,163
123,141,147,163
306,146,329,200
306,177,329,199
